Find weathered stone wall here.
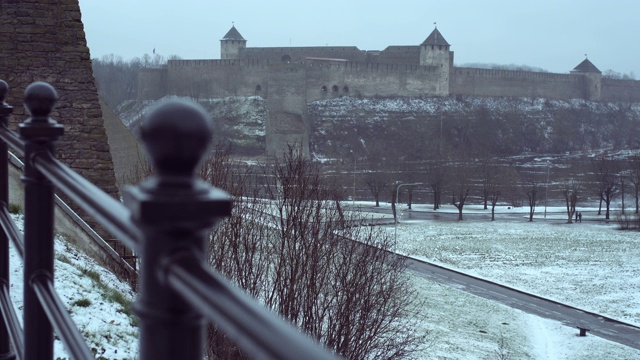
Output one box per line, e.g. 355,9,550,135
377,46,421,65
0,0,127,268
166,59,270,99
241,46,366,63
450,67,586,99
0,0,118,199
601,78,640,102
306,59,448,102
265,63,308,155
135,46,640,157
137,67,167,100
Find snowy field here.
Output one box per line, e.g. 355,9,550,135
8,215,139,359
8,204,640,359
382,203,640,359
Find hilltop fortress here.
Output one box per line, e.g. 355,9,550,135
137,26,640,155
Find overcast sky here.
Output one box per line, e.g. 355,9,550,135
78,0,639,76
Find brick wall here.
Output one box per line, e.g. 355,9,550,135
0,0,124,262
0,0,118,199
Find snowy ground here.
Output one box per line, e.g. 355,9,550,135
7,203,640,359
8,215,138,360
381,203,640,359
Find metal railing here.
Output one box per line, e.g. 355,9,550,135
0,80,338,360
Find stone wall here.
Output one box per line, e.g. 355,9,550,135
450,67,586,99
0,0,118,199
601,78,640,102
241,46,366,63
377,46,421,65
135,51,640,157
0,0,126,265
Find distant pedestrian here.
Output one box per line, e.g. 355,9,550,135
575,211,578,222
578,212,582,222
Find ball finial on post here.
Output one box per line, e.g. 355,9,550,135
140,99,213,181
23,82,58,119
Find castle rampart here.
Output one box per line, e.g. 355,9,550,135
450,67,586,99
135,25,640,156
601,78,640,102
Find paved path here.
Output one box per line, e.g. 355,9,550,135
345,203,640,348
403,256,640,350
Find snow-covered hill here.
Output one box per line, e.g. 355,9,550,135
309,96,640,162
117,96,267,156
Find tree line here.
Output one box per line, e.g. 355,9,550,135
342,154,640,225
126,145,428,359
91,53,178,109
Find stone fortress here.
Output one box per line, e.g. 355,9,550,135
137,25,640,156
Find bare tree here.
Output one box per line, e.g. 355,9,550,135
479,159,496,210
561,180,579,223
391,182,399,223
524,182,540,222
448,161,473,221
365,173,387,207
629,156,640,214
484,161,519,221
426,161,445,210
207,146,426,359
592,156,620,220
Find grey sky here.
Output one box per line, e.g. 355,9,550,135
78,0,639,76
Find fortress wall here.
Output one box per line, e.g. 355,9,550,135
308,60,447,101
601,78,640,102
264,63,308,155
241,46,366,63
377,46,421,65
451,67,586,99
166,59,270,98
137,67,167,100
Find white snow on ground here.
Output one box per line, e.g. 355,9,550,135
380,202,640,359
7,203,640,359
8,215,138,359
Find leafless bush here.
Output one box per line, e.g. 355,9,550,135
615,211,640,230
206,146,427,359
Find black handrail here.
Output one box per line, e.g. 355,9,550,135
0,80,340,360
0,207,23,258
33,151,141,251
0,125,24,157
164,251,335,360
31,276,94,359
0,282,23,360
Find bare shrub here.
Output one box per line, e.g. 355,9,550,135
206,146,426,359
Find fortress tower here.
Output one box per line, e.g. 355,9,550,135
420,27,453,72
136,23,640,157
571,58,602,101
220,25,246,59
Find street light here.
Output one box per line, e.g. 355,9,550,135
544,161,550,219
395,182,423,242
350,150,356,206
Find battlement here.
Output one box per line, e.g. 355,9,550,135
305,57,439,73
453,67,581,81
168,58,272,69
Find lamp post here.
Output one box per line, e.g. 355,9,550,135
350,150,356,206
544,161,550,219
353,156,356,206
395,182,423,242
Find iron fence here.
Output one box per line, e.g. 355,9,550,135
0,80,338,360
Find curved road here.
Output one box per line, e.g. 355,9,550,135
345,204,640,348
403,255,640,350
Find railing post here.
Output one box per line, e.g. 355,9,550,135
124,100,232,360
19,82,64,360
0,81,16,360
